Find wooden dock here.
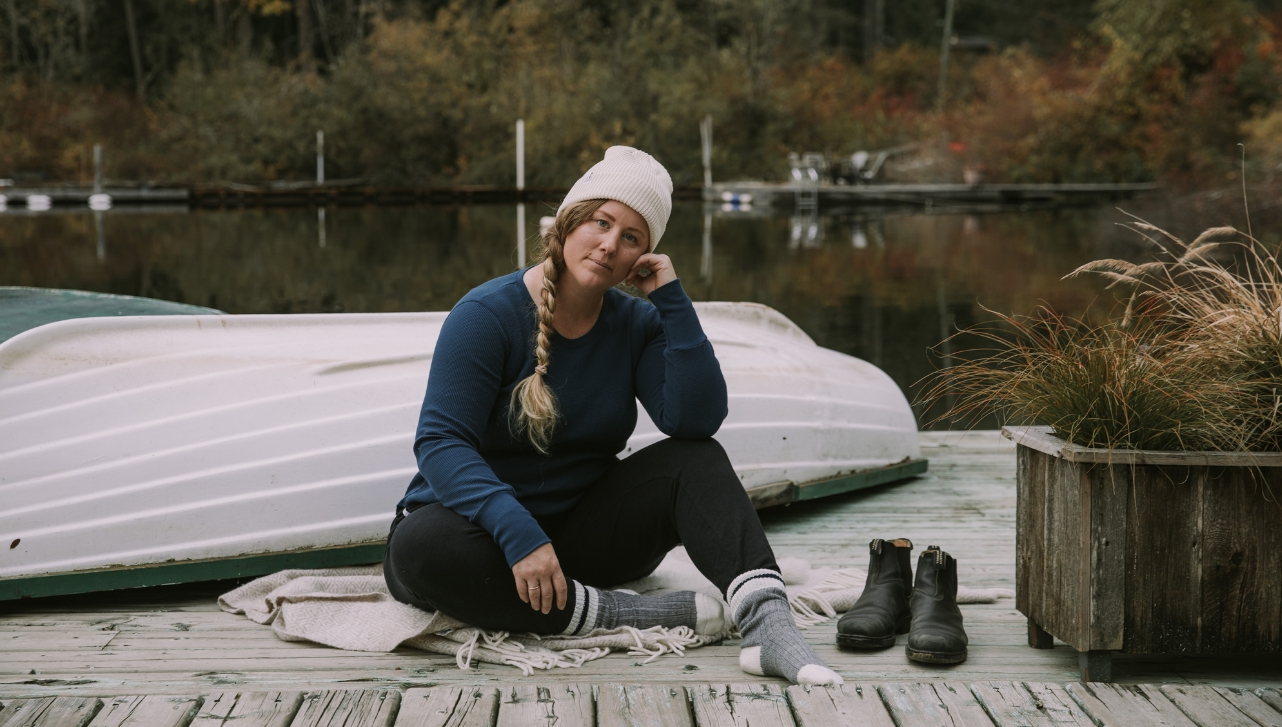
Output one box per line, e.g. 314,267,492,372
0,188,188,204
3,431,1279,725
706,181,1159,209
0,185,703,209
2,182,1155,211
2,683,1280,727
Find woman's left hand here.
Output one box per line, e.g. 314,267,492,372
626,253,677,295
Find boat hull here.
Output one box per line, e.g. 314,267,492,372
0,303,922,598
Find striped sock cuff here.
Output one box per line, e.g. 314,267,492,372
582,585,601,633
560,581,587,637
727,568,786,622
560,582,601,637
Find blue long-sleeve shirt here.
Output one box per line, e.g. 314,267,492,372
398,270,728,567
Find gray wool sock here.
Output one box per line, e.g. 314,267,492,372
559,581,725,637
728,569,843,686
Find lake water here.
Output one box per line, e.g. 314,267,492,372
0,199,1195,427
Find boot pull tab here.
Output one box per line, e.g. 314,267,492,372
924,545,946,566
870,538,884,554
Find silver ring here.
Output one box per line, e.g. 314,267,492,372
528,585,540,590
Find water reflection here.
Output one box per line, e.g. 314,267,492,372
2,201,1165,427
95,209,106,262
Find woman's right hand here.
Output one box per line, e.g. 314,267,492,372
512,542,568,614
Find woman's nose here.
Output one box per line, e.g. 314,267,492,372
598,231,620,254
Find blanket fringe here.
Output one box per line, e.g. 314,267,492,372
620,625,703,663
787,567,866,627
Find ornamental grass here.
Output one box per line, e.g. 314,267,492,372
922,222,1282,452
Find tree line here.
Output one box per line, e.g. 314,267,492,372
2,0,1281,187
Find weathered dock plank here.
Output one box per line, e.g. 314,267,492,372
189,693,303,727
877,683,989,727
0,634,117,651
689,684,793,727
595,684,693,727
493,685,593,727
0,698,102,727
1159,685,1264,727
394,687,497,727
1210,688,1282,727
290,691,398,727
935,683,1000,726
785,683,895,726
1021,683,1099,726
86,696,201,727
1253,688,1282,718
1065,683,1198,727
970,682,1093,726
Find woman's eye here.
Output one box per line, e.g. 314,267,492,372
596,219,608,228
625,233,637,243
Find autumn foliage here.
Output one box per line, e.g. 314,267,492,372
2,0,1281,188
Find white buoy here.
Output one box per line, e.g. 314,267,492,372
27,195,52,211
89,194,113,211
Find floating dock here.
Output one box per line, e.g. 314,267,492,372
0,185,702,209
2,182,1157,211
707,181,1159,209
0,188,188,205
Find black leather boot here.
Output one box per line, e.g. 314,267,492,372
906,545,968,664
836,538,914,649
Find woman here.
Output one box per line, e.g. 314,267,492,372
384,146,842,686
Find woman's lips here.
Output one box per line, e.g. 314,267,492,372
588,259,612,272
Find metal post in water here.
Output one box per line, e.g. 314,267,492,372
318,207,326,248
517,204,527,268
701,209,712,281
93,144,103,193
516,119,526,266
95,210,106,262
316,131,325,185
515,119,525,191
700,116,713,188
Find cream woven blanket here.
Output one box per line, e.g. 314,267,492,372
217,548,1012,675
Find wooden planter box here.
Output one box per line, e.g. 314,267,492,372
1003,426,1282,682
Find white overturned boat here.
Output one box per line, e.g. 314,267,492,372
0,298,923,600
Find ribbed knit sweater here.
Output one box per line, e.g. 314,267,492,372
398,270,728,567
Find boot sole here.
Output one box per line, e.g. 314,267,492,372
836,633,897,650
906,647,968,664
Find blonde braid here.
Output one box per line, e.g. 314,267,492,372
509,198,605,453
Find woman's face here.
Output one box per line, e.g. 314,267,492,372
559,200,651,294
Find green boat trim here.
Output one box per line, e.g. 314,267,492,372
0,286,222,346
746,457,928,508
0,459,928,603
0,543,386,602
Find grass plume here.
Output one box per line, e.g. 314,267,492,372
923,221,1282,453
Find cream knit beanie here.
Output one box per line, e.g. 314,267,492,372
557,146,674,250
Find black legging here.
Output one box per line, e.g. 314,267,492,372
383,437,780,633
